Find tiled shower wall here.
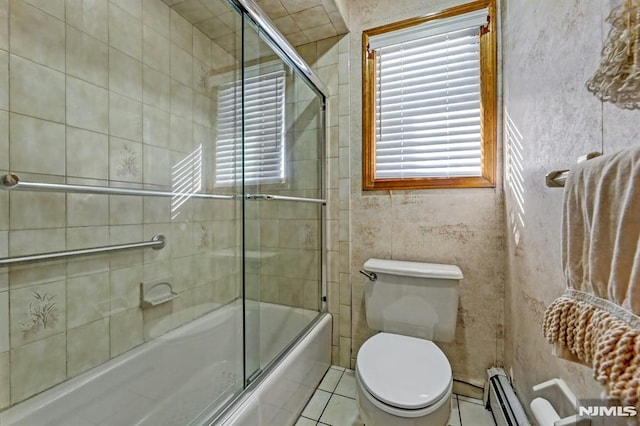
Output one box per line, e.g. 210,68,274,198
246,70,324,311
0,0,243,409
294,34,351,366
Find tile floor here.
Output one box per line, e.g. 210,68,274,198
296,366,496,426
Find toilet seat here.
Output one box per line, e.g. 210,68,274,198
356,333,452,414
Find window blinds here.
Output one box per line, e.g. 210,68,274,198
215,70,286,186
371,11,487,179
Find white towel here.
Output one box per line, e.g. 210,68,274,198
562,145,640,314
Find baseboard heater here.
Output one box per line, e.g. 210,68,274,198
486,368,531,426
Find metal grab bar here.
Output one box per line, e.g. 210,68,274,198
246,193,326,204
0,234,166,266
1,174,235,200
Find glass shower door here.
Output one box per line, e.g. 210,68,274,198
242,16,325,384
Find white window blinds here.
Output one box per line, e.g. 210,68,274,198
215,70,286,186
370,9,488,179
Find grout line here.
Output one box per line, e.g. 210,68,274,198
455,395,463,426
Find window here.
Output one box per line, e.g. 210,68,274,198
362,0,497,190
215,69,286,186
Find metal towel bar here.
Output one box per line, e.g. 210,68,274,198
1,174,234,200
0,235,166,266
545,152,601,188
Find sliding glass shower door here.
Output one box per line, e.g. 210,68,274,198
241,16,325,384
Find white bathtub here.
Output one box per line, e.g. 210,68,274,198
0,301,331,426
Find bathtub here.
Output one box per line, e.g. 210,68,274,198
0,301,331,426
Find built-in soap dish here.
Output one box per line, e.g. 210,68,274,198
140,277,178,308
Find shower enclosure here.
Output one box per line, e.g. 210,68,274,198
0,0,328,424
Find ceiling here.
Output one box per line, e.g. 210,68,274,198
163,0,349,48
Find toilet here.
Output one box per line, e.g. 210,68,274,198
355,258,463,426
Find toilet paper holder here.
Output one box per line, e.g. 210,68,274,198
531,378,591,425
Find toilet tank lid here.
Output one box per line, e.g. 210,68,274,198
363,259,463,280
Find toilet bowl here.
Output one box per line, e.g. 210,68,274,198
355,333,453,426
356,259,464,426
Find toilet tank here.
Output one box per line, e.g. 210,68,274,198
362,258,463,343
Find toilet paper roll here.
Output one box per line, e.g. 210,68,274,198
530,397,561,426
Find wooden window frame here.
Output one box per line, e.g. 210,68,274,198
362,0,497,191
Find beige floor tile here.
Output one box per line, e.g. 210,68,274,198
318,366,342,392
334,369,355,398
458,399,494,426
319,394,363,426
301,388,331,420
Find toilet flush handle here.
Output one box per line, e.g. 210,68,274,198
359,269,377,281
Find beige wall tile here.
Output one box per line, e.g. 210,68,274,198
67,318,109,376
193,28,211,65
111,0,141,18
142,105,170,148
66,226,110,277
66,25,109,88
23,0,65,19
143,25,170,74
109,194,143,225
0,50,7,110
10,332,66,404
10,55,65,123
143,65,171,111
170,79,193,119
109,93,142,141
0,112,6,171
10,280,66,348
109,48,143,101
110,307,143,357
10,191,65,229
9,228,65,257
143,144,171,186
0,351,8,409
109,3,141,59
10,0,65,71
170,43,193,86
67,192,109,227
109,137,143,183
0,0,7,50
66,127,109,179
66,0,109,43
9,113,65,175
0,231,6,290
0,291,8,352
170,9,193,52
109,225,143,269
67,271,109,328
170,115,193,152
143,196,170,223
66,76,109,133
8,229,66,290
143,0,170,38
110,265,142,314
